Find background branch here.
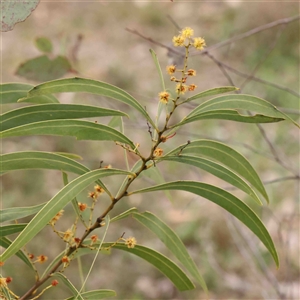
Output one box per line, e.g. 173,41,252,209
202,15,300,52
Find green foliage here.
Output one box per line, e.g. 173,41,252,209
1,169,133,262
65,289,116,300
0,203,47,223
26,77,156,127
160,155,263,205
165,139,270,202
0,224,27,236
1,26,297,300
129,181,278,267
132,211,208,292
103,243,195,292
0,237,35,270
1,119,135,147
1,104,128,131
0,83,59,104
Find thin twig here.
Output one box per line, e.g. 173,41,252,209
224,175,299,191
125,27,182,57
226,214,285,299
203,53,300,98
239,23,287,90
69,34,83,63
202,15,300,52
204,51,236,87
167,14,181,30
276,107,300,115
256,122,298,175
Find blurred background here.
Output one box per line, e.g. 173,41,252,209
2,1,299,299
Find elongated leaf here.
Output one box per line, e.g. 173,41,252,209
132,212,208,294
184,86,239,103
41,252,65,279
101,243,195,291
1,104,128,131
54,152,82,160
0,224,27,236
150,49,165,91
165,139,269,203
0,202,46,223
27,77,156,128
76,215,110,298
0,151,111,197
128,181,279,267
160,155,262,205
0,119,135,149
0,237,34,270
116,159,144,198
142,166,173,202
110,207,138,223
0,83,58,104
65,289,116,300
115,159,154,198
186,94,286,119
0,168,133,262
41,247,110,279
62,172,87,228
53,273,84,300
108,115,123,130
18,95,59,104
0,151,89,175
173,109,284,127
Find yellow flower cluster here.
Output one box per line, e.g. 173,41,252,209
49,210,64,226
78,202,87,211
35,255,48,264
158,91,170,104
154,148,164,157
166,65,176,75
91,234,98,245
63,229,74,242
172,27,206,51
172,35,185,47
125,237,137,248
193,37,206,50
0,277,8,287
88,185,105,199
